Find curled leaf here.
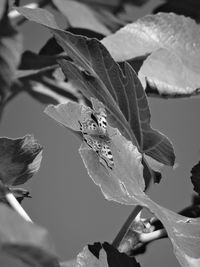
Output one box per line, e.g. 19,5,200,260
0,135,43,186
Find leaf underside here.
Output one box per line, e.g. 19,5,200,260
102,13,200,98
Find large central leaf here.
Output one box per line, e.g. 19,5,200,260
14,6,175,167
45,100,200,267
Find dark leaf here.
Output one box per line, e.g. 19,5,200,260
88,242,141,267
39,27,104,56
65,241,140,267
16,51,85,105
0,135,42,186
153,0,200,23
0,204,59,267
180,195,200,218
10,187,31,203
191,161,200,195
19,51,58,70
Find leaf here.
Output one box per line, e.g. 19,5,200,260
52,0,111,35
45,100,145,202
14,6,175,167
9,187,31,203
64,242,140,267
14,6,59,29
17,51,85,105
72,0,121,10
102,13,200,97
191,161,200,195
60,260,76,267
88,242,141,267
0,204,59,267
0,1,22,114
0,135,42,186
45,100,200,267
180,196,200,218
0,186,31,205
39,27,104,56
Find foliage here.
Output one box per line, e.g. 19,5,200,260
0,0,199,267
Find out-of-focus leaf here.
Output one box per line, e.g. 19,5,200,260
0,135,42,186
153,0,200,23
4,245,60,267
102,13,200,98
191,161,200,195
16,51,85,105
45,100,200,267
52,0,111,35
180,196,200,218
0,0,6,18
74,0,121,10
0,1,22,115
14,6,59,29
60,260,76,267
91,9,126,33
0,204,59,267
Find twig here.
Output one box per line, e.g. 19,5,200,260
139,228,167,243
6,192,33,223
112,205,142,248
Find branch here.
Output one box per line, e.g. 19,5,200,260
6,192,33,223
112,205,142,248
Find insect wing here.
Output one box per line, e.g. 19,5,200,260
100,145,114,169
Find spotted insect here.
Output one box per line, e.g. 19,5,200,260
79,110,108,136
83,134,114,170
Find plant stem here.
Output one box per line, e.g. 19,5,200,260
139,228,167,243
112,205,142,249
6,192,33,223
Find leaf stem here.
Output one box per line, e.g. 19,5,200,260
112,205,142,249
6,192,33,223
139,228,167,243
